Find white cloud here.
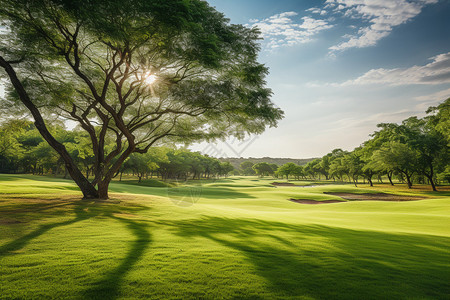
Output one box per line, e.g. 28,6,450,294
306,7,328,15
338,52,450,86
249,12,333,49
414,88,450,111
415,87,450,102
326,109,414,132
324,0,438,52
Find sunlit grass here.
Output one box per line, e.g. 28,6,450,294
1,174,449,299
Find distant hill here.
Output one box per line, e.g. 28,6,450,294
219,157,318,169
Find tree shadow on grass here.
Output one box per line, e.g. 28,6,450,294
81,215,151,299
0,201,94,255
1,201,74,216
167,217,450,299
0,199,145,254
1,198,153,299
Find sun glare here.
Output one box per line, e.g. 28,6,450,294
145,73,157,85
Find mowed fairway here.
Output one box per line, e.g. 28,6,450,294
1,175,449,299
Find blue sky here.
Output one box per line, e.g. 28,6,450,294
191,0,450,158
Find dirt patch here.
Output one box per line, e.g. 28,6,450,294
323,192,425,201
289,199,344,204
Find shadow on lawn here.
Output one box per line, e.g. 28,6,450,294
1,199,152,300
166,217,450,299
82,214,151,299
0,202,94,255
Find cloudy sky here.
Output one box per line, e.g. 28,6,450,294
192,0,450,159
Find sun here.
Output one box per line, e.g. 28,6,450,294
144,73,157,85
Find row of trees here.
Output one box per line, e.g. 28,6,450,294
0,121,234,181
238,161,303,180
273,99,449,190
124,150,234,182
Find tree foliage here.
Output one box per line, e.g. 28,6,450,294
0,0,283,198
277,162,303,180
252,162,273,177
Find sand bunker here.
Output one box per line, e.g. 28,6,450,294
272,182,296,186
323,192,425,201
271,182,320,187
289,199,343,204
290,192,426,204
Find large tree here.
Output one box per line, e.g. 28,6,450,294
0,0,283,198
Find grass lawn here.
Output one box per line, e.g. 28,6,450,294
1,174,449,299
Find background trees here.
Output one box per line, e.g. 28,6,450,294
240,161,256,176
252,162,274,177
301,99,449,190
0,0,283,198
277,163,303,180
0,120,25,173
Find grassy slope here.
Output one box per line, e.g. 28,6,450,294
0,174,449,299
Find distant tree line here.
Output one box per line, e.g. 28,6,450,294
0,121,233,181
303,99,449,190
220,157,316,170
251,99,448,191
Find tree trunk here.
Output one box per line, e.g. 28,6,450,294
367,177,373,187
404,172,413,189
423,165,437,192
425,174,437,192
98,181,109,199
0,56,99,199
387,172,394,186
425,163,437,192
378,175,383,184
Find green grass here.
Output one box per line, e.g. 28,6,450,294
1,174,449,299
